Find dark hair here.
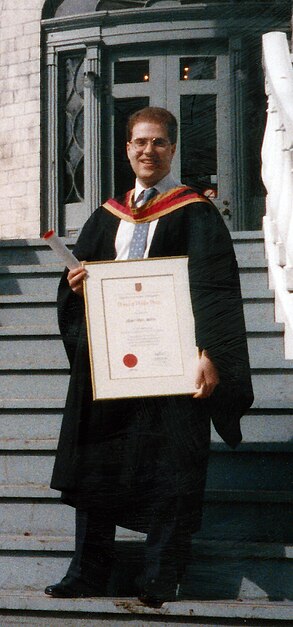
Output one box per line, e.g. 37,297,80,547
126,107,177,144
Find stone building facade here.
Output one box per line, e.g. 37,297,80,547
0,1,291,239
0,0,42,238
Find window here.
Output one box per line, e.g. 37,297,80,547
42,0,145,18
180,57,216,80
114,60,150,84
42,1,98,19
59,54,85,207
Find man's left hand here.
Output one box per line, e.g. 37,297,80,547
193,350,219,399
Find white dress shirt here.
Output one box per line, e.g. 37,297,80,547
115,172,182,260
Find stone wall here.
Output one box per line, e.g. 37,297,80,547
0,0,42,239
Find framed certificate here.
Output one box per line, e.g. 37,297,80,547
83,256,197,400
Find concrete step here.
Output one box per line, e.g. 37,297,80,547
0,541,292,602
0,264,63,298
213,411,293,451
1,533,292,556
0,410,61,450
0,370,292,406
251,371,293,407
0,593,292,625
243,294,276,329
0,316,284,340
0,234,292,623
0,291,277,332
239,269,269,294
0,336,66,369
231,231,266,266
0,320,283,336
0,296,58,328
0,450,291,496
0,238,75,266
0,231,265,266
200,495,292,543
13,397,293,412
0,263,270,298
1,329,291,370
206,451,292,491
0,372,70,401
0,297,278,334
0,399,65,409
1,495,292,543
247,332,293,367
0,411,292,451
1,440,292,495
0,230,266,278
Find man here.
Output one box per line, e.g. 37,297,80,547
45,107,253,606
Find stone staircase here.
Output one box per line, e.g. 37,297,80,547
0,232,292,625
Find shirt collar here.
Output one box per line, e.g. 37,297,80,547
134,172,182,202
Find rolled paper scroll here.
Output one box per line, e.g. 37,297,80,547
43,230,80,270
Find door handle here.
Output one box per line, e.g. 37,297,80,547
221,200,232,218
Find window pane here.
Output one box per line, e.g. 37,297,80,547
45,0,141,18
59,55,85,204
114,60,150,84
97,1,145,10
180,94,217,194
55,1,98,18
114,97,149,196
180,57,216,80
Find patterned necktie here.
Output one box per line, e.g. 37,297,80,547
128,187,157,259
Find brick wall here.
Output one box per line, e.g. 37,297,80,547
0,0,42,239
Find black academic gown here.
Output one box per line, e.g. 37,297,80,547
51,199,253,534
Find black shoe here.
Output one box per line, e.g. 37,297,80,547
136,568,178,608
138,590,177,608
44,575,106,598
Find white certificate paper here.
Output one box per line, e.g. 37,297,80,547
84,257,197,400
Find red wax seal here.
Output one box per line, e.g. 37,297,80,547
123,354,138,368
43,229,54,239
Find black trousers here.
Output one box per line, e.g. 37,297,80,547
66,508,192,597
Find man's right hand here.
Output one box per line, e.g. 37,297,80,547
67,263,87,297
193,350,219,399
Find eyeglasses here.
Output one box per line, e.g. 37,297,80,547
129,137,171,150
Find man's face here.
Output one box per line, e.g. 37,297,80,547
126,121,176,187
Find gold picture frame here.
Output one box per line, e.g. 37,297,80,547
83,256,198,400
